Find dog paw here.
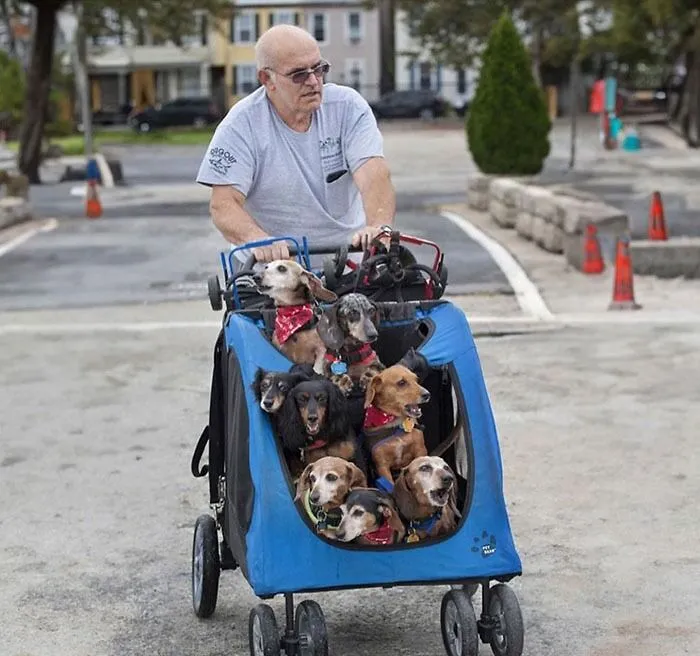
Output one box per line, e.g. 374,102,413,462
471,530,496,558
358,370,378,391
332,374,354,395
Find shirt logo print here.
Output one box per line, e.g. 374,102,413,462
209,147,236,176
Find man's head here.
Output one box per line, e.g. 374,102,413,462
256,25,329,118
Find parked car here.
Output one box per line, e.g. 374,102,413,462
369,90,450,120
129,97,222,132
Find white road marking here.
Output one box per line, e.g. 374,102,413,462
0,218,58,258
440,210,554,321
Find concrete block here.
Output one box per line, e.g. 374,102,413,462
467,173,493,194
468,190,489,211
521,186,558,222
559,199,628,236
515,211,534,240
533,219,564,253
630,238,700,279
489,198,517,228
0,196,32,230
490,178,526,207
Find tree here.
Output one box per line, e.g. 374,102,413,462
0,49,25,122
466,11,551,174
17,0,229,183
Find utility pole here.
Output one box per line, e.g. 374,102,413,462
569,54,580,170
75,3,92,158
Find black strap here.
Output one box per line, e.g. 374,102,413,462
191,426,210,477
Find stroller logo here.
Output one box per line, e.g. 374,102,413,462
472,530,497,558
209,147,236,176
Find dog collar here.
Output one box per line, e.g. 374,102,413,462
362,519,395,545
274,304,315,344
299,438,327,462
363,406,416,434
405,509,443,543
303,491,342,532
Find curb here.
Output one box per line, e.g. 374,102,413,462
631,237,700,279
0,197,33,231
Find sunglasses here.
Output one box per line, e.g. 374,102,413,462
271,61,331,85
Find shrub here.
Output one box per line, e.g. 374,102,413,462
466,11,551,175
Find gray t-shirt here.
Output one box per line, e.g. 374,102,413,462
196,83,384,262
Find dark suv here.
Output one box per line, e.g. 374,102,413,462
129,97,222,132
369,90,449,120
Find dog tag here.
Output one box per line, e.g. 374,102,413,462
405,530,420,544
402,417,416,433
330,360,348,375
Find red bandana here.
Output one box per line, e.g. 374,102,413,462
274,304,314,344
362,520,395,545
363,405,397,429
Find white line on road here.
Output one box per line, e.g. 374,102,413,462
440,210,554,321
0,218,58,258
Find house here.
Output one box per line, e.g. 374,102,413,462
212,0,382,109
393,8,478,113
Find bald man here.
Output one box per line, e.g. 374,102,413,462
196,25,396,264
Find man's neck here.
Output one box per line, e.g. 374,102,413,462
268,96,313,133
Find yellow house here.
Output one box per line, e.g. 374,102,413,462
211,3,305,109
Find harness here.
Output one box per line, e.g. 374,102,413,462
324,343,377,376
273,304,320,344
405,509,443,544
302,490,343,532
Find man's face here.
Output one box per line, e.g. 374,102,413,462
263,43,327,115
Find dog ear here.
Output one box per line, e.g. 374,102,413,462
443,463,461,518
364,373,382,408
346,462,367,489
294,464,313,502
326,381,351,438
317,303,345,351
300,270,338,303
252,368,265,399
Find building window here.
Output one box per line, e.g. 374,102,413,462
270,11,295,27
235,64,258,95
457,69,467,94
345,58,364,93
347,12,362,43
419,62,432,90
233,13,257,43
309,13,327,43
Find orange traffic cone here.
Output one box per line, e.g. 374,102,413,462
582,224,605,274
608,237,641,310
85,179,102,219
648,191,668,241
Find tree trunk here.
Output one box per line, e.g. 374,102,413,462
18,1,61,184
0,0,17,58
378,0,395,96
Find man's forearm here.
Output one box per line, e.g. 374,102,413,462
356,159,396,229
210,186,268,245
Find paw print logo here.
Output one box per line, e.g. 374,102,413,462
208,147,237,176
472,530,496,558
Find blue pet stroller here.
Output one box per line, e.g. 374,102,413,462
190,230,524,656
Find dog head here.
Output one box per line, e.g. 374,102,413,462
335,488,400,542
364,364,430,419
252,367,309,413
317,293,380,352
252,259,337,306
396,456,456,511
294,456,367,509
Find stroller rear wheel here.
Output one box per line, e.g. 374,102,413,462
191,514,220,618
487,584,524,656
440,589,479,656
295,599,329,656
249,604,281,656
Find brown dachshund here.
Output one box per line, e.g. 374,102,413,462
253,259,337,373
393,456,459,543
294,456,367,539
362,364,430,487
335,488,406,545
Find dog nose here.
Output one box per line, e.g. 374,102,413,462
252,272,263,284
307,414,318,423
310,491,320,504
336,530,345,540
262,399,273,410
420,388,431,403
440,472,454,487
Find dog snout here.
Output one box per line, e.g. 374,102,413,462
310,490,321,504
262,399,274,410
439,471,454,488
364,319,378,341
335,529,346,540
252,272,263,285
419,387,431,403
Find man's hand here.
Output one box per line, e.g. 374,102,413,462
252,241,290,263
351,225,386,251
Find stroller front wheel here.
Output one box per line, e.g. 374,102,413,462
440,589,479,656
249,604,281,656
487,584,524,656
191,514,220,618
295,599,329,656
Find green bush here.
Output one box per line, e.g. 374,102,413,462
466,11,551,175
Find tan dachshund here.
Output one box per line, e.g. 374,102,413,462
335,488,406,545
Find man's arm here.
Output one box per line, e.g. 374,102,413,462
210,185,288,261
351,156,396,249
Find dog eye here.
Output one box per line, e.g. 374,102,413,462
298,393,309,403
397,379,407,387
326,473,338,482
261,380,270,390
352,509,364,517
277,264,287,273
279,383,288,393
419,464,432,473
317,393,327,403
309,473,316,484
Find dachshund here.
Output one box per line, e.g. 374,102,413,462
252,365,314,414
392,456,460,543
317,293,386,393
335,488,406,546
294,456,367,539
362,364,430,487
277,378,367,478
253,260,337,373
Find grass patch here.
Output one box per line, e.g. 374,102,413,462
6,126,216,156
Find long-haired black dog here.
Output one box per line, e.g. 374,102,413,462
277,378,367,478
